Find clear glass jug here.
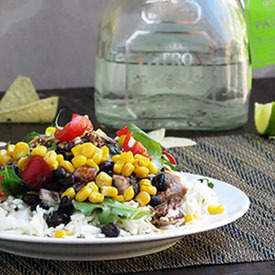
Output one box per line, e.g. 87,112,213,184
95,0,250,130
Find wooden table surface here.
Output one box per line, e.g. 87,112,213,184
0,78,274,275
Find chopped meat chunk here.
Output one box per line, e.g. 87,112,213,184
74,167,97,182
152,172,187,227
112,175,130,195
151,196,185,226
158,173,187,203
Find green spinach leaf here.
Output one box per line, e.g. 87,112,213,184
0,166,27,197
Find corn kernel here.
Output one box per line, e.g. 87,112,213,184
71,144,83,157
56,154,64,163
44,151,57,161
86,159,99,171
123,186,135,201
114,195,124,202
17,156,30,170
208,205,225,215
72,155,87,168
96,172,112,187
50,160,59,170
139,179,152,187
62,187,76,199
45,127,56,136
54,230,65,238
13,142,30,160
140,185,157,195
89,192,104,203
117,135,126,147
148,162,158,174
59,160,75,173
81,143,96,158
32,145,48,157
7,144,15,156
121,162,135,177
101,145,110,162
44,151,58,170
54,230,72,238
135,191,151,206
86,181,99,193
135,154,150,167
93,149,103,165
119,151,134,164
134,166,149,178
113,161,124,174
101,186,118,198
183,214,198,224
0,150,11,166
75,186,93,202
112,154,120,163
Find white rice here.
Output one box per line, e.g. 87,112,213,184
0,173,222,238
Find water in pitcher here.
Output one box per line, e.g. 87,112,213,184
95,0,250,130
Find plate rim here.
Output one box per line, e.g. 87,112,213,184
0,173,250,244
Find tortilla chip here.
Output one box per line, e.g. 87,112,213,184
0,76,39,111
0,97,59,123
160,137,197,149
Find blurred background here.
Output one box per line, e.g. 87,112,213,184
0,0,274,91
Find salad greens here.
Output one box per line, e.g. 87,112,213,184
73,199,152,226
0,166,27,197
128,124,162,170
23,131,41,143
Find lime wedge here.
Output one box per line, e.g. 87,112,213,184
254,102,275,136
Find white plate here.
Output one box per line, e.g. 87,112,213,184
0,173,250,261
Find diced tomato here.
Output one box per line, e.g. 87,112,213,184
162,151,177,165
116,126,129,137
21,156,53,190
54,114,93,141
131,141,147,155
123,131,134,151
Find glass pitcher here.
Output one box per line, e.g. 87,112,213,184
95,0,250,130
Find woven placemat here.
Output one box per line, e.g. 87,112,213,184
0,134,274,274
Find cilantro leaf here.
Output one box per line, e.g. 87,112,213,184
0,166,27,197
198,178,214,189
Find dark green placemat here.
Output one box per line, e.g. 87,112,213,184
0,134,274,275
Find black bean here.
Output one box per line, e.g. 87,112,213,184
23,193,40,207
53,167,66,179
99,161,114,173
43,180,60,191
101,223,120,237
152,173,167,192
149,195,162,207
132,182,140,197
58,196,74,215
46,211,70,228
61,173,75,187
39,202,49,210
73,182,85,193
